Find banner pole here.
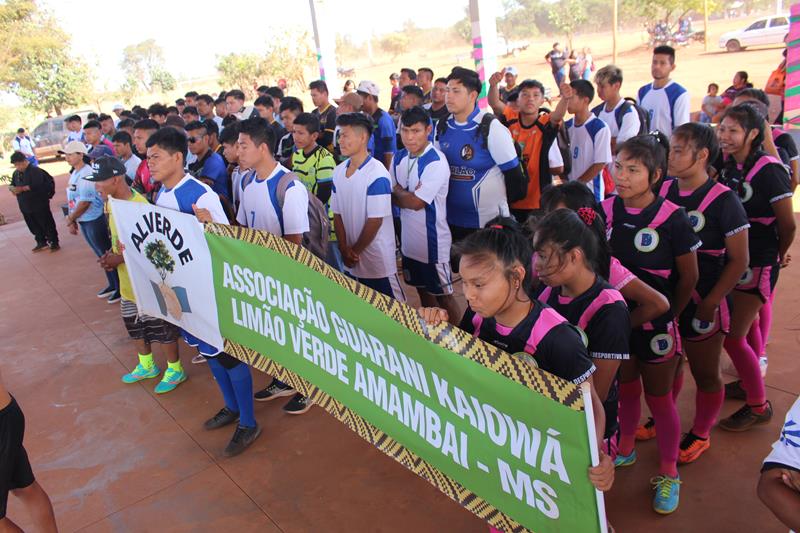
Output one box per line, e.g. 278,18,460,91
581,382,608,533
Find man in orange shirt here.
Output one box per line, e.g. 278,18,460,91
488,71,566,222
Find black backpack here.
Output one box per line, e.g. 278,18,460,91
535,107,571,178
42,168,56,199
436,112,529,203
591,97,650,137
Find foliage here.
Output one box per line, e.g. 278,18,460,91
0,0,90,116
548,0,588,49
216,53,268,97
145,240,175,281
379,33,410,61
621,0,718,26
452,8,472,43
121,39,175,96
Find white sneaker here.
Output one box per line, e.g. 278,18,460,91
192,354,207,364
759,355,768,378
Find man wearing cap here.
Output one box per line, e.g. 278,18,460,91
333,92,364,163
9,151,58,252
357,80,396,170
112,103,125,126
499,67,519,103
90,156,186,393
61,141,120,303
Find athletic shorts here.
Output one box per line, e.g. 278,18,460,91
120,299,180,344
181,330,221,357
348,273,407,302
0,398,35,519
631,316,681,364
401,257,454,296
735,264,779,303
679,293,731,341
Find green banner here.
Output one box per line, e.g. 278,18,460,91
205,230,602,533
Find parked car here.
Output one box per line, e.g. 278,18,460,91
31,110,93,161
719,14,789,52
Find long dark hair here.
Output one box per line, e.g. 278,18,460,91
455,216,534,297
672,122,719,170
617,132,670,190
532,207,611,281
719,103,765,185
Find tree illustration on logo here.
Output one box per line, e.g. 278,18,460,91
144,239,186,319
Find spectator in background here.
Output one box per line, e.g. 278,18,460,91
65,114,85,144
83,120,115,160
182,106,200,124
357,80,396,170
9,151,58,252
175,98,186,115
277,96,304,167
184,91,199,107
186,121,230,201
131,118,161,202
396,85,424,150
254,95,287,155
214,96,228,122
498,67,518,103
390,72,400,102
334,92,364,162
99,114,116,141
582,48,594,80
117,119,135,138
713,71,752,122
424,77,450,131
266,86,285,125
112,131,141,185
310,80,338,152
12,128,37,166
418,67,434,104
112,103,125,126
147,103,168,125
226,89,257,120
692,83,721,123
545,42,568,87
637,45,690,137
391,68,418,115
256,85,270,97
342,79,356,95
197,94,222,129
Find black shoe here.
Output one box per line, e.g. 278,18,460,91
204,407,239,430
97,285,115,298
283,393,312,415
31,243,48,253
223,424,262,457
49,243,60,252
724,380,746,401
254,379,295,401
107,291,121,304
719,401,773,432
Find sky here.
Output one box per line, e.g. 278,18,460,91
40,0,483,90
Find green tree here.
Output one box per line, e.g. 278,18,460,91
121,39,175,95
452,7,472,43
216,53,268,97
380,33,410,61
547,0,588,49
622,0,717,27
145,240,175,282
13,54,90,115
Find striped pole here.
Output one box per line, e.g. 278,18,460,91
783,3,800,128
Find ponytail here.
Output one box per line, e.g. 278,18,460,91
532,208,611,281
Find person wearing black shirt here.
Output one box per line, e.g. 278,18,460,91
309,80,338,153
9,152,58,252
544,42,568,87
425,77,450,134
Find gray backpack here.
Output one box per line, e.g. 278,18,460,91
276,171,330,259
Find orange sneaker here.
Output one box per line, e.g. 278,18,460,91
678,432,710,465
635,417,656,441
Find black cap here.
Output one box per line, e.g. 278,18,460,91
87,156,127,182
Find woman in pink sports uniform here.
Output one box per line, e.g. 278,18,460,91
418,216,614,533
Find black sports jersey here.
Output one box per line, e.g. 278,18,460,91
536,278,630,361
718,152,792,266
660,178,750,296
459,301,595,384
773,129,798,178
312,104,338,153
602,195,700,311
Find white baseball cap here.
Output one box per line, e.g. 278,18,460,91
356,80,379,97
112,103,124,111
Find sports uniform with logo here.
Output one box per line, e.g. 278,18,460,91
536,278,630,438
718,153,792,302
602,195,701,361
435,107,519,234
593,99,642,145
660,179,749,340
762,395,800,473
460,301,596,385
331,156,405,301
637,81,690,137
236,164,310,237
391,143,453,296
565,116,612,201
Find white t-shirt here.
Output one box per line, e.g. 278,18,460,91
155,174,228,223
596,99,641,145
331,155,396,279
12,136,35,157
548,142,563,169
122,154,141,182
764,395,800,471
231,165,250,210
391,143,451,264
566,115,612,201
236,164,309,237
638,80,690,137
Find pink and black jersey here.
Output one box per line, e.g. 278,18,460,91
660,178,749,295
602,195,701,306
459,301,595,384
718,151,792,267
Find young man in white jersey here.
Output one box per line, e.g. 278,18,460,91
391,106,460,321
233,117,314,415
638,45,690,137
147,127,261,457
435,67,520,248
593,65,642,153
560,80,612,201
332,112,405,301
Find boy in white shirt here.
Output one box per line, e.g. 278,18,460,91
391,106,459,321
592,65,642,153
332,112,405,301
235,117,313,415
759,396,800,531
558,81,612,202
637,45,690,137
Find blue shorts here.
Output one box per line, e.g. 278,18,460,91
349,273,406,302
401,256,454,296
181,330,221,356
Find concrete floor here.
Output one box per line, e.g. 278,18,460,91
1,173,798,532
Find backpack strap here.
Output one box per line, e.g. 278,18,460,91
615,100,633,131
275,170,297,208
479,112,496,149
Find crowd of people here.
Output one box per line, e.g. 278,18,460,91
5,42,800,532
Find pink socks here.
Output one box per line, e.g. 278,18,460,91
672,367,685,400
692,389,724,438
724,335,766,406
645,393,680,478
758,295,774,355
618,380,643,456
